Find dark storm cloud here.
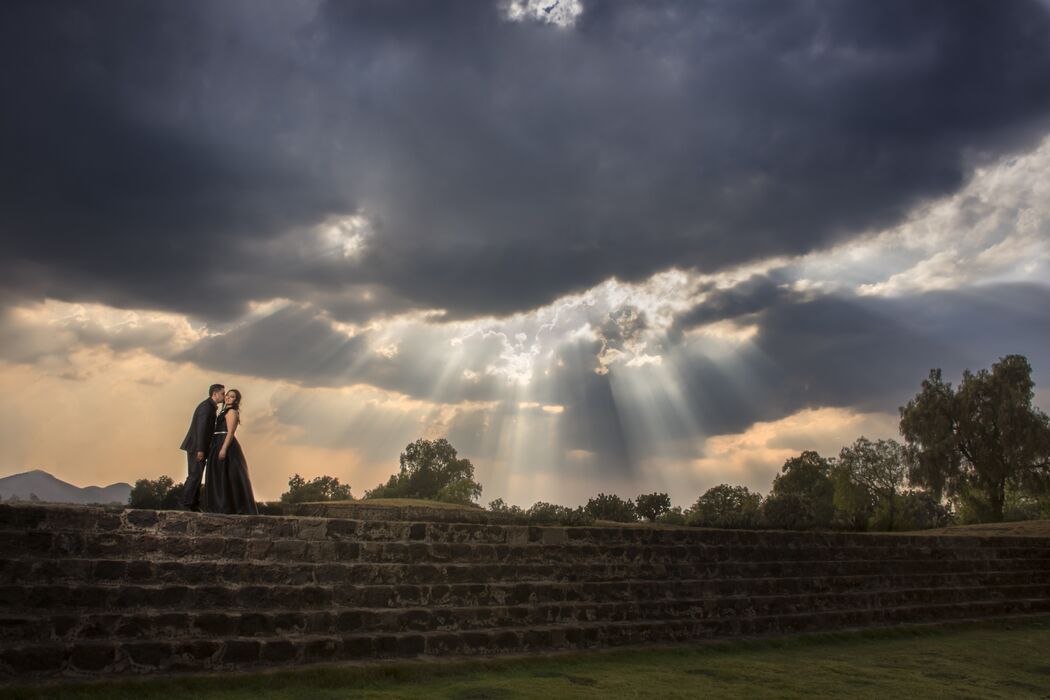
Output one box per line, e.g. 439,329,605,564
674,274,795,331
176,303,510,401
178,305,369,384
2,1,1050,321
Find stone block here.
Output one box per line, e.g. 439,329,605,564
124,641,172,668
70,643,117,672
342,635,374,657
125,510,159,529
373,634,400,657
261,639,298,662
304,637,340,660
177,639,222,663
425,633,464,654
221,639,261,664
237,613,273,637
296,519,328,540
335,610,363,632
398,634,426,655
325,519,360,539
194,612,238,636
2,644,66,674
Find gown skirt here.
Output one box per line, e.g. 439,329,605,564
203,436,258,515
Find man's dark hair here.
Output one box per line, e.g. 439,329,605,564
208,384,225,396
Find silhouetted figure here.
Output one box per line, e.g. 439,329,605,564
179,384,224,511
203,389,258,515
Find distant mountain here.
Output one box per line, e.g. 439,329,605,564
0,470,131,505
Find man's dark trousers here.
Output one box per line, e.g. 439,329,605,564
183,452,206,510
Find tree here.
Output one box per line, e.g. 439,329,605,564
831,465,876,531
525,501,594,525
900,355,1050,522
762,493,813,530
584,493,638,522
128,476,183,510
836,437,909,531
656,506,687,525
875,490,952,531
634,492,672,522
365,438,483,504
686,484,762,529
280,474,352,503
488,498,523,515
766,451,836,529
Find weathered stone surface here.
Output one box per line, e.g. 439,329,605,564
2,502,1050,681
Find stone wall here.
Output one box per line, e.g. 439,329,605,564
2,502,1050,681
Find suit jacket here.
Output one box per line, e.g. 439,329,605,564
180,398,216,453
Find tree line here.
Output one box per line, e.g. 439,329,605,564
130,355,1050,530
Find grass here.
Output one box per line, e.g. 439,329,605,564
304,499,485,511
9,618,1050,700
909,520,1050,538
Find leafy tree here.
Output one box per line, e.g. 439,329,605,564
435,478,482,506
831,465,876,531
766,451,836,529
525,501,594,525
128,475,183,510
955,483,1050,525
280,474,352,503
900,355,1050,522
488,498,523,515
584,493,638,522
634,492,672,522
760,493,812,530
365,438,483,504
656,506,687,525
874,490,952,531
836,437,909,530
489,498,593,525
686,484,762,529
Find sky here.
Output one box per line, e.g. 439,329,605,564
1,0,1049,506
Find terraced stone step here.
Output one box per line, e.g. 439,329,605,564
2,583,1048,643
5,504,1049,551
4,604,1050,679
5,556,1050,589
4,558,1045,604
4,579,1045,621
5,529,1048,567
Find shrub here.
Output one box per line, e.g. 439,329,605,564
656,506,687,525
365,438,482,504
488,498,524,515
128,476,183,510
871,490,952,531
686,484,762,529
525,501,594,525
761,493,815,530
635,492,672,522
280,474,352,503
584,493,638,522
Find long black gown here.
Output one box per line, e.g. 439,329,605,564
202,409,258,515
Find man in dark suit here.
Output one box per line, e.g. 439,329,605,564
180,383,225,511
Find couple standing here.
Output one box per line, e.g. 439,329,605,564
179,383,258,514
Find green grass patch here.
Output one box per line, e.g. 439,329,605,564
311,499,485,511
9,619,1050,699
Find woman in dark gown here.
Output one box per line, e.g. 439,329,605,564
203,389,258,515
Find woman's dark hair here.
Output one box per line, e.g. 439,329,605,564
224,389,242,413
208,383,225,396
